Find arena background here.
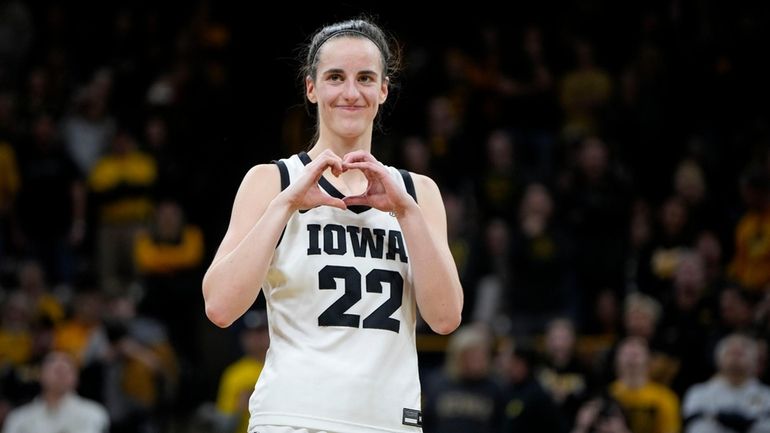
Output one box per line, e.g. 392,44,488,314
1,1,770,432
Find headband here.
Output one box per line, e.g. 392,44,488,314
308,29,381,66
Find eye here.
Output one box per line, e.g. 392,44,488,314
328,73,343,82
358,74,377,84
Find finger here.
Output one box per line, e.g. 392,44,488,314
342,195,369,207
343,150,377,164
342,161,383,175
321,197,348,210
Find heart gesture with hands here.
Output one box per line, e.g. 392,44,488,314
341,150,415,216
282,149,347,212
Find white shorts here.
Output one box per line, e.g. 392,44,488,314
251,426,333,433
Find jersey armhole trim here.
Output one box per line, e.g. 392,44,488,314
399,169,418,204
271,159,289,248
272,159,290,191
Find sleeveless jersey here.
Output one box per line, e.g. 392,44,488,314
248,152,423,433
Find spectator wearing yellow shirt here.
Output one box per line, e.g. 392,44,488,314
88,129,157,294
728,167,770,294
610,337,681,433
133,198,203,362
214,309,269,433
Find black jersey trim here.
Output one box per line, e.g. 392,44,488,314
298,151,371,214
272,159,290,191
271,159,289,247
399,169,417,204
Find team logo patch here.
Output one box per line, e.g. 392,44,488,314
402,408,422,427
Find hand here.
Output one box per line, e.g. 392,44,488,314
340,150,415,214
280,149,347,212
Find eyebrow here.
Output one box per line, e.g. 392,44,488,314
322,68,379,77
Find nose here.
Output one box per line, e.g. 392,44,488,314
342,79,360,101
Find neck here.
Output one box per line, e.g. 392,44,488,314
309,131,373,159
42,390,68,408
721,372,750,387
620,372,647,389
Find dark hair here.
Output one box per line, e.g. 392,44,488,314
298,16,401,146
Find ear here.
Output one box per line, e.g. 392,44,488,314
379,76,389,104
306,75,317,104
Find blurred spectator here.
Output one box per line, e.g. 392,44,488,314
609,336,681,433
656,251,717,396
470,218,511,332
508,182,576,336
15,259,65,327
498,339,566,433
502,24,560,179
13,112,86,285
538,317,594,431
133,198,204,361
672,159,725,237
60,76,117,177
422,324,504,433
727,167,770,294
213,309,269,433
52,277,108,368
1,350,109,433
682,333,770,433
558,135,631,326
715,285,756,342
89,128,157,294
0,292,33,369
475,128,525,221
97,292,179,433
637,195,694,301
559,39,612,143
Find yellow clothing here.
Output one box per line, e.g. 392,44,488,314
88,150,157,223
560,68,612,139
121,341,179,407
0,141,20,211
35,293,66,325
216,357,264,433
610,380,681,433
728,209,770,291
0,328,32,367
134,226,204,274
53,320,98,365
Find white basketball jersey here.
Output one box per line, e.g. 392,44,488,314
248,152,423,433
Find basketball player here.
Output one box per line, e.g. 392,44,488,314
202,17,464,433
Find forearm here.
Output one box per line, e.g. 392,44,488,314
397,203,463,335
203,197,293,327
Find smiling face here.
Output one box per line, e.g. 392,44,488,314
305,36,388,142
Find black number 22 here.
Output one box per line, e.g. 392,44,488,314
317,265,403,333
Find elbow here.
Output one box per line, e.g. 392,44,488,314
205,302,235,329
202,279,236,329
429,311,462,335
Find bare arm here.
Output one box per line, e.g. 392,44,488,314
399,174,463,335
202,163,285,328
203,150,346,328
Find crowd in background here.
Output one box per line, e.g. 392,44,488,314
1,1,770,432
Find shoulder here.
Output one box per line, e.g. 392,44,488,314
5,401,36,421
407,172,442,205
235,163,282,197
244,162,281,182
74,395,109,420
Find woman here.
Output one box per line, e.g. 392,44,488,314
202,17,463,433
